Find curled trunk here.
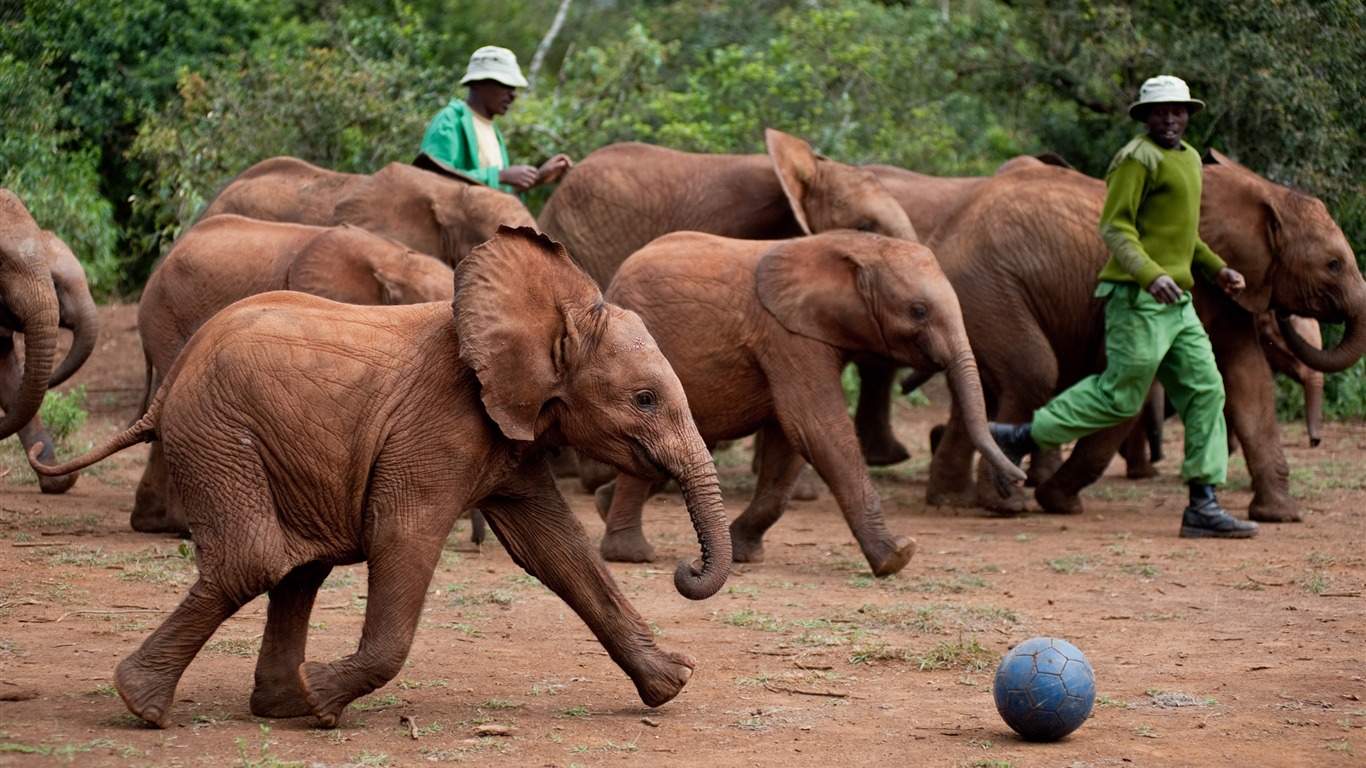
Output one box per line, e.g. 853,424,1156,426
669,435,732,600
1277,311,1366,374
49,285,99,387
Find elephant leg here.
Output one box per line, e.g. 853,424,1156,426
16,416,78,494
729,423,807,564
115,577,253,728
599,473,663,563
926,401,978,506
1216,329,1299,522
479,474,694,708
852,358,910,466
132,441,190,535
250,561,333,718
750,429,820,500
1033,422,1134,515
299,540,443,727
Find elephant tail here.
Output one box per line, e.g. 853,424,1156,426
28,395,161,478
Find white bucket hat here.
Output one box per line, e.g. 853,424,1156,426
1128,75,1205,120
460,46,528,88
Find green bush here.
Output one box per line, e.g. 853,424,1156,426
39,386,89,445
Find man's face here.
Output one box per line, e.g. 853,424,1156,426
469,81,517,118
1143,103,1189,149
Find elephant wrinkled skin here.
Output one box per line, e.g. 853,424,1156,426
200,156,537,266
921,155,1365,523
130,214,457,534
598,231,1024,577
1,190,98,492
31,227,731,729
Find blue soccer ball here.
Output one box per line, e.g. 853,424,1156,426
993,636,1096,741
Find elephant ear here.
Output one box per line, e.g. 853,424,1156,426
766,128,819,236
456,226,601,441
754,235,890,356
287,226,390,304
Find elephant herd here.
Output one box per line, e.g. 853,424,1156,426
3,126,1361,729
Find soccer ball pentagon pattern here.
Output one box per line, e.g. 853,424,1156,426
993,636,1096,741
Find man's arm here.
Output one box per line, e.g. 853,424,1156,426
1098,158,1167,289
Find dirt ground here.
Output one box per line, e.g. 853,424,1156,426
1,302,1363,768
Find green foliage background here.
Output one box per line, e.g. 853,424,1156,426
2,0,1363,414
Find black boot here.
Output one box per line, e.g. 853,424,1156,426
1180,484,1258,539
987,422,1037,468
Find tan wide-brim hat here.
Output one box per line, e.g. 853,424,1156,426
1128,75,1205,120
460,45,529,88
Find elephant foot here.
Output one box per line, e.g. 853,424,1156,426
926,487,976,508
860,435,911,467
38,471,79,494
729,526,767,564
1248,498,1302,523
791,466,821,501
599,530,656,563
130,500,190,536
631,651,695,708
1125,463,1159,480
975,484,1027,515
250,682,313,719
298,660,362,729
1034,482,1084,515
114,654,175,729
865,536,917,578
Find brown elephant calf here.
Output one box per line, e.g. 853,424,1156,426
598,230,1025,577
31,227,732,729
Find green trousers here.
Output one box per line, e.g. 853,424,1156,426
1032,282,1228,485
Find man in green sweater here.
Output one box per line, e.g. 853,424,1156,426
418,45,573,194
989,75,1258,539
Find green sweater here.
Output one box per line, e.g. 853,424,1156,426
418,99,512,192
1097,135,1226,289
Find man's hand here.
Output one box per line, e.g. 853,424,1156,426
498,164,540,193
535,154,575,185
1147,275,1183,304
1215,267,1246,298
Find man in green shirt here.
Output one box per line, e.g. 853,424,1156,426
989,75,1258,539
418,45,573,194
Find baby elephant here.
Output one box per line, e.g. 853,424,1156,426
32,227,731,728
600,230,1024,577
130,214,455,534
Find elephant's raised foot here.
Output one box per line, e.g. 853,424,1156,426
860,435,911,467
632,651,695,708
38,470,79,495
599,531,656,563
791,466,822,501
114,654,174,729
250,682,313,719
866,536,917,578
729,528,767,564
1034,482,1084,515
298,660,359,728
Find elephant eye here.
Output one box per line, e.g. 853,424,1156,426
1328,259,1343,274
633,390,658,411
908,303,930,321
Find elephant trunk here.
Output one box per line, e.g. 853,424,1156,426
0,268,60,440
668,433,732,600
1277,309,1366,374
49,282,99,388
945,348,1027,484
1304,371,1324,447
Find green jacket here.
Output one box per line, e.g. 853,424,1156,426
418,99,512,192
1097,135,1226,289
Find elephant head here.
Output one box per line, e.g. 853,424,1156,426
767,129,919,242
286,225,455,305
333,163,537,267
456,227,732,599
0,189,62,440
753,232,1026,486
1200,150,1366,372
